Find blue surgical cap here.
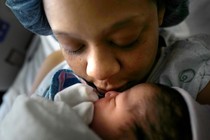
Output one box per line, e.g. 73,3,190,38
5,0,189,35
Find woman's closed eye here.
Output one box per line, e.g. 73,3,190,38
109,37,140,49
109,31,142,49
55,34,87,55
61,43,85,55
58,37,86,55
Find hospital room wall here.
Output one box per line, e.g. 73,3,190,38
165,0,210,37
185,0,210,35
0,1,34,97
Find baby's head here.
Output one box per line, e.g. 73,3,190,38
90,83,192,140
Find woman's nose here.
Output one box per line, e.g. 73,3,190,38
86,47,120,80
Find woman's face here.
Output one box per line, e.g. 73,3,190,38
43,0,165,94
90,84,158,139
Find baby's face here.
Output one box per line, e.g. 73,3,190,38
90,84,158,139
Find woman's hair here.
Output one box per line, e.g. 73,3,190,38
152,0,189,27
133,84,192,140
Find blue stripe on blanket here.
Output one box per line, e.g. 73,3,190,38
44,69,81,101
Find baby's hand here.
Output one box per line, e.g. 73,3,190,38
54,83,99,124
54,83,98,106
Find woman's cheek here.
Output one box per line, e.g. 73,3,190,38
64,55,87,78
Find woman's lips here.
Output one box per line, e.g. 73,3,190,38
96,88,108,94
96,81,139,96
85,79,140,98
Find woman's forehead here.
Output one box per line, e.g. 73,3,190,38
43,0,155,18
43,0,150,6
44,0,156,38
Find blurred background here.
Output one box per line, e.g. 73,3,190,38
0,0,33,103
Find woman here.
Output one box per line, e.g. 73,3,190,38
6,0,210,104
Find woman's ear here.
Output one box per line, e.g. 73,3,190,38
157,7,165,26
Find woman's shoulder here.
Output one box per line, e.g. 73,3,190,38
169,33,210,51
161,33,210,59
152,33,210,99
160,29,210,50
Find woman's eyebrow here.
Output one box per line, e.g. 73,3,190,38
103,15,141,34
110,15,140,30
53,31,85,42
53,15,141,37
53,31,81,39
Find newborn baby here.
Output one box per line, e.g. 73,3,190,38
45,69,192,140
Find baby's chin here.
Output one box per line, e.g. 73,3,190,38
88,117,101,136
89,120,114,140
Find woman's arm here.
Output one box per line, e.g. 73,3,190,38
30,50,64,94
